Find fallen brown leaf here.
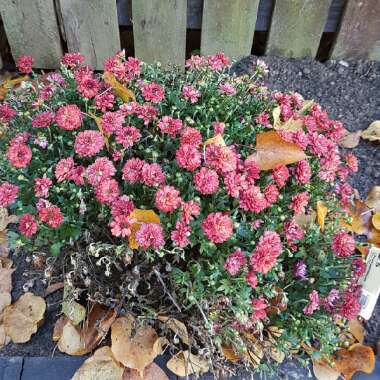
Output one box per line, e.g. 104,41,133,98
372,213,380,230
0,231,8,257
122,362,169,380
0,292,11,316
71,346,124,380
52,316,68,342
111,315,163,376
368,226,380,247
340,199,372,235
312,359,340,380
338,131,361,149
103,72,136,103
348,318,365,344
253,131,307,171
0,264,14,294
3,292,46,343
204,134,226,147
62,284,86,326
158,316,189,346
0,324,10,348
316,201,328,232
361,121,380,142
44,282,64,297
221,346,241,362
334,343,375,380
366,186,380,212
166,350,209,377
57,320,85,355
0,208,17,231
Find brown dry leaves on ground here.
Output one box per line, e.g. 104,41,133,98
338,120,380,148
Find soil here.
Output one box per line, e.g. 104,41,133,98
1,55,380,357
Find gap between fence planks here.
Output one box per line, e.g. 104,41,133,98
331,0,380,61
132,0,187,68
201,0,260,60
266,0,332,58
58,0,120,70
0,0,63,68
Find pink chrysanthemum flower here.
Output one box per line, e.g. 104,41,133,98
171,220,191,248
136,104,158,125
295,160,312,184
218,82,236,95
224,249,246,276
155,186,182,213
111,195,135,218
303,290,320,315
185,55,207,70
194,167,219,195
7,143,32,168
207,52,230,71
115,126,141,148
289,191,309,215
141,163,166,187
0,104,17,123
176,144,201,172
101,111,124,134
18,213,38,237
61,52,85,68
264,184,279,205
32,112,54,128
69,165,85,186
95,91,115,112
246,271,258,289
180,127,202,147
34,177,52,198
201,212,233,244
352,258,366,278
251,297,268,321
87,157,116,186
109,215,134,238
157,116,183,137
74,130,105,157
38,205,64,228
331,232,355,257
240,186,267,213
284,219,305,241
76,75,99,99
141,82,165,103
55,157,75,182
0,182,19,207
122,158,144,184
136,223,165,249
212,122,225,135
255,112,272,128
345,152,358,173
180,200,201,224
95,178,120,205
182,84,201,103
56,104,83,131
205,144,237,174
17,55,33,73
250,231,282,274
272,165,290,188
244,158,260,180
10,132,30,146
338,287,361,320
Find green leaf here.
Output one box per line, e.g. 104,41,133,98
50,242,62,256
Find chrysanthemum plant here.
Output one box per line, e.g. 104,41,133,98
0,51,365,374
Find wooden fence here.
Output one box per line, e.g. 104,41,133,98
0,0,379,70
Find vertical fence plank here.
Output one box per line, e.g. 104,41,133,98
266,0,332,58
0,0,63,68
59,0,120,70
132,0,187,68
201,0,259,59
331,0,380,61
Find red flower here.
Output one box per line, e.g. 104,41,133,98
32,112,54,128
136,223,165,249
61,52,85,68
0,182,19,207
224,249,246,276
74,130,105,157
38,205,64,228
194,167,219,195
56,104,83,131
176,144,201,172
201,212,233,244
141,82,165,103
95,179,120,205
7,143,32,168
18,214,38,237
17,55,33,73
155,186,181,213
331,232,355,257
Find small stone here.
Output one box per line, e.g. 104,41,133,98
339,60,349,67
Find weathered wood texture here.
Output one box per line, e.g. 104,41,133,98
0,0,63,68
266,0,332,58
331,0,380,60
201,0,260,59
59,0,120,70
132,0,187,67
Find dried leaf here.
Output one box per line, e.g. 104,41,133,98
57,320,86,355
128,209,160,249
204,134,226,147
44,282,64,297
0,208,18,231
365,186,380,212
316,201,328,232
268,346,285,363
272,106,281,127
111,315,162,376
312,359,340,380
0,231,8,257
166,350,209,377
3,292,46,343
340,199,372,235
334,344,375,380
0,293,11,317
103,72,136,103
52,316,68,342
299,100,314,114
372,213,380,230
0,324,10,348
88,111,110,150
0,265,14,294
361,121,380,142
348,318,365,344
0,75,29,101
62,284,86,326
122,362,169,380
221,346,241,362
338,131,361,149
158,316,189,345
253,131,307,171
71,346,124,380
368,226,380,247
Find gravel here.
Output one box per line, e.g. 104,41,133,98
1,56,380,357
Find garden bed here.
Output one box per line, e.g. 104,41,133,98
0,53,379,379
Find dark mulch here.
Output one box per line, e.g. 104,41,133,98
1,56,380,360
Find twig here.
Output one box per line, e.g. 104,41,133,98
153,268,181,312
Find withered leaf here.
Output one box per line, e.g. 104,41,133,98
122,362,169,380
340,199,372,235
372,213,380,230
348,318,365,344
166,350,209,377
0,231,8,257
71,346,124,380
312,359,340,380
128,209,160,250
204,134,226,147
361,121,380,142
0,264,14,294
0,208,17,232
0,324,10,348
253,131,307,171
365,186,380,212
57,320,86,355
111,315,162,376
158,315,189,346
338,131,361,149
294,210,316,229
316,201,328,232
103,72,136,103
52,316,68,342
62,283,86,326
44,282,64,297
3,292,46,343
221,346,241,362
